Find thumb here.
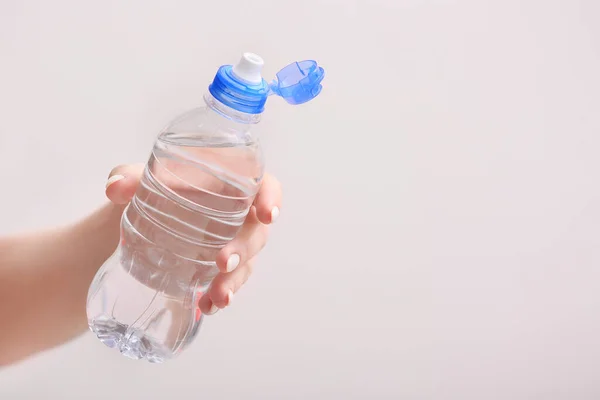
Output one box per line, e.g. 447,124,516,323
105,163,144,205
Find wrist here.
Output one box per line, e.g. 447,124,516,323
68,202,125,266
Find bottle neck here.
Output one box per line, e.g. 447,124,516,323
203,92,262,124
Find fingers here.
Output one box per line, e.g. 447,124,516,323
105,163,144,204
215,206,269,273
199,174,282,315
253,173,282,224
198,257,255,314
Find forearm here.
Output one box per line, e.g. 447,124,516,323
0,202,124,366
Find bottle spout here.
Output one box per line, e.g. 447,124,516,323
270,60,325,105
232,52,265,84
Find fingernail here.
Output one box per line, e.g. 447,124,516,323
226,290,234,306
106,175,125,189
226,253,240,273
206,303,219,315
271,206,280,223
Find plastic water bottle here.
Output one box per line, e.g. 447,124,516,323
86,53,324,363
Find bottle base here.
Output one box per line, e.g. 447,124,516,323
89,316,172,363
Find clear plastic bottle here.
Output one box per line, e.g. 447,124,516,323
86,53,324,363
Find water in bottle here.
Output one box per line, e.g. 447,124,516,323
86,53,324,363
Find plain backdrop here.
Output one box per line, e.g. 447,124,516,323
1,1,599,399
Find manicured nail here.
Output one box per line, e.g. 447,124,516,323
226,253,240,273
206,303,219,315
226,290,234,306
106,175,125,189
271,206,280,223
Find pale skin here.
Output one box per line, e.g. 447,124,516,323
0,164,282,366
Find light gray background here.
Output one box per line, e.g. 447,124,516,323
1,1,599,399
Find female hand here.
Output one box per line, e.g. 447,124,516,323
104,164,282,315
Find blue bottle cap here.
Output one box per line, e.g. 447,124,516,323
208,54,325,114
208,64,270,115
270,60,325,105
